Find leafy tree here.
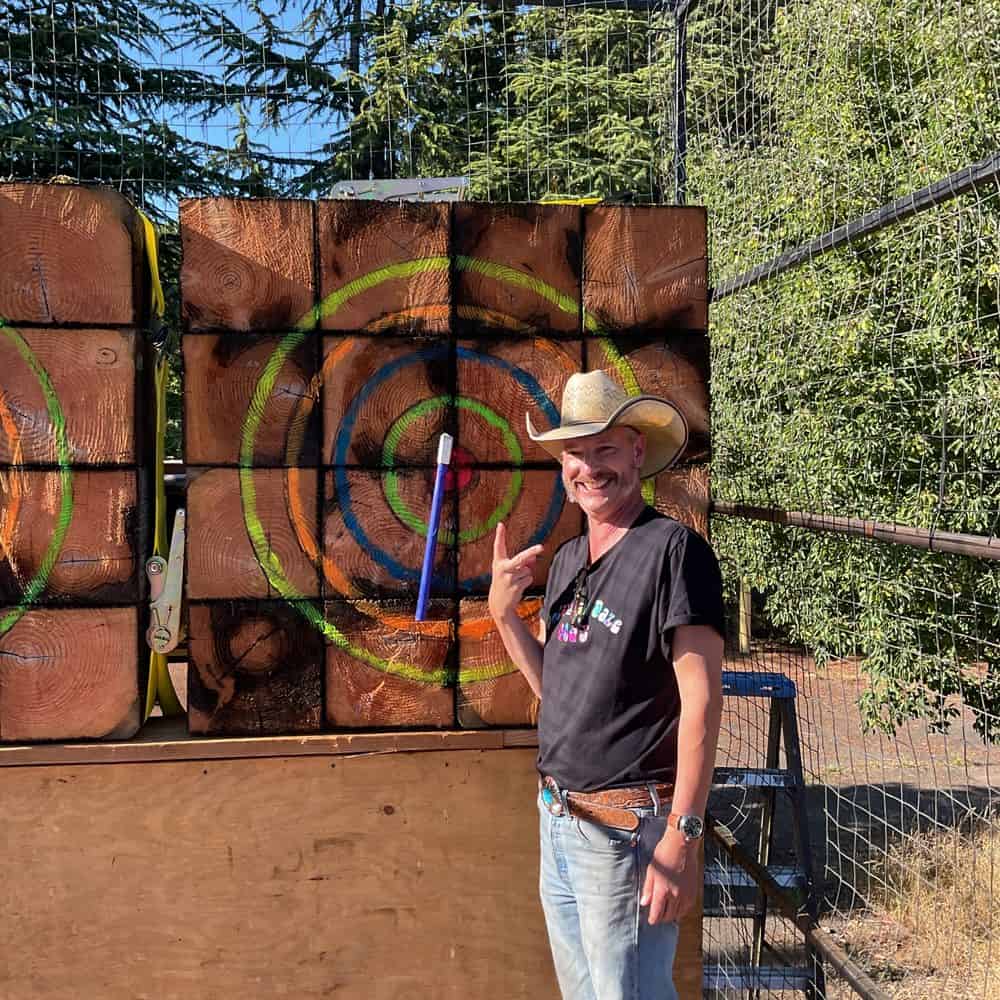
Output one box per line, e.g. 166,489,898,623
686,0,1000,739
0,0,246,219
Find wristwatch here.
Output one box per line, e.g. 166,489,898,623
667,812,705,843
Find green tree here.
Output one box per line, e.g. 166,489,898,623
318,0,671,200
0,0,246,219
686,0,1000,738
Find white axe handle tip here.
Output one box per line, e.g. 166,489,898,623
437,433,454,466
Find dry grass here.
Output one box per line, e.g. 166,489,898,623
828,825,999,999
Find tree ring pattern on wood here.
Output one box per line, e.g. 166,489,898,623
236,258,645,686
0,318,73,636
382,395,523,545
329,344,566,593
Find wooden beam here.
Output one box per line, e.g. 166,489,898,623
186,467,320,600
586,331,711,465
324,599,455,728
323,469,456,598
457,597,540,728
187,601,323,736
0,469,141,603
183,333,320,467
0,184,141,326
0,718,523,766
583,206,708,333
0,606,140,741
317,200,450,334
454,203,581,335
180,198,315,332
455,337,582,464
322,335,452,467
647,463,710,539
0,328,138,465
456,468,582,595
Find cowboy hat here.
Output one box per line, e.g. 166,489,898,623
526,370,688,479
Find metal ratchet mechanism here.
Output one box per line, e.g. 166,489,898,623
145,509,185,654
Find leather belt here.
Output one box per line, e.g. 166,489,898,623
540,776,674,832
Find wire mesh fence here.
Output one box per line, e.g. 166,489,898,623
690,0,999,995
2,0,676,216
3,0,1000,995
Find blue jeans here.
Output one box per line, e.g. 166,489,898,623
538,789,680,1000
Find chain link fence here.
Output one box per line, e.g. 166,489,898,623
3,0,998,994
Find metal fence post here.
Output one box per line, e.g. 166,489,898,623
673,0,691,204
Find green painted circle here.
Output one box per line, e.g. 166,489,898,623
237,255,644,684
381,395,523,545
0,319,74,636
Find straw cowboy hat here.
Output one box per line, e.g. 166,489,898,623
526,370,688,479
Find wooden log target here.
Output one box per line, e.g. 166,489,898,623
180,198,315,332
457,598,540,728
456,338,582,464
0,328,138,465
323,469,456,599
318,201,450,335
0,469,140,604
649,464,711,540
0,607,140,741
324,599,455,729
184,334,320,467
0,185,152,742
322,335,451,467
457,468,582,595
0,184,142,325
454,203,581,335
186,467,320,600
586,333,711,465
180,199,711,733
583,206,708,334
187,601,322,736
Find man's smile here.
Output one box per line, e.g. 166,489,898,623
576,477,611,493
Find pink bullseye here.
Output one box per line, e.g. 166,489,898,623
444,446,475,493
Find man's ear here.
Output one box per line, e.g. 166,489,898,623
634,431,646,469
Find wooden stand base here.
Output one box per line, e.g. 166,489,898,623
0,725,702,999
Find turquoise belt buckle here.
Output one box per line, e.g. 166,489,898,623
541,780,564,816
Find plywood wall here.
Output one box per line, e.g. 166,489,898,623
0,743,703,1000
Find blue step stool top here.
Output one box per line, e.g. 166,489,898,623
721,671,796,699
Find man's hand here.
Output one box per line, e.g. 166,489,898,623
639,830,700,925
488,522,543,622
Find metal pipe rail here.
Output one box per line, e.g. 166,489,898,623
707,815,892,1000
711,152,1000,301
711,500,1000,561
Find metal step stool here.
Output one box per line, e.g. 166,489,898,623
704,671,824,999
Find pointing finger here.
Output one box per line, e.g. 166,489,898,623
493,522,508,563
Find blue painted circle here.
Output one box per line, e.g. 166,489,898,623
332,345,564,591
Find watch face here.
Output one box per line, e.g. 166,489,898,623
678,815,704,840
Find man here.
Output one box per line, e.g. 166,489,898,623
488,370,725,1000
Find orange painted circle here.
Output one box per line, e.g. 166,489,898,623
274,309,572,639
0,391,24,562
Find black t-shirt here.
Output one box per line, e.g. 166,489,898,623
537,506,725,792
